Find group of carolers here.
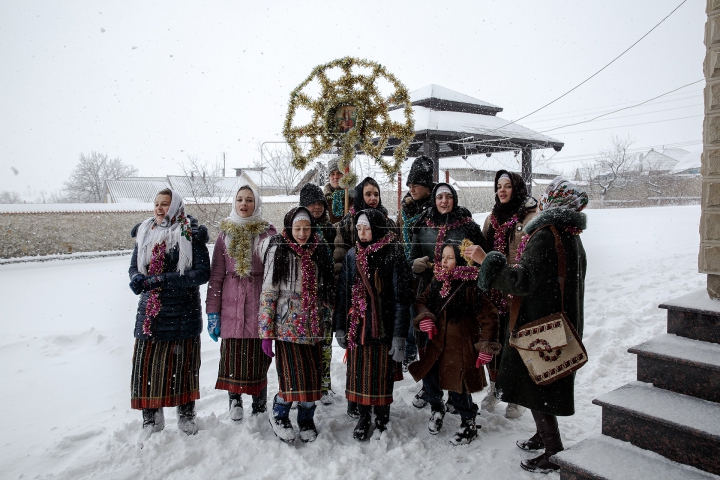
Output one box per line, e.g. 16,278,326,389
127,155,588,475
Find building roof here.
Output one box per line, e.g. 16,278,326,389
405,84,503,115
671,146,702,174
167,175,255,202
104,177,170,203
641,149,680,172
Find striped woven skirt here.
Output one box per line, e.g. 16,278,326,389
275,340,322,402
130,336,201,409
215,338,271,395
346,343,402,406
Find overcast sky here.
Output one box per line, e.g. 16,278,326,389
0,0,706,200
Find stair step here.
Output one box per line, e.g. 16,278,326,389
660,290,720,344
629,334,720,403
593,382,720,475
553,434,720,480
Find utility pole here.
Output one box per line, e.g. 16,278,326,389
223,152,226,177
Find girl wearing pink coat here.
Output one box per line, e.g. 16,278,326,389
206,184,276,420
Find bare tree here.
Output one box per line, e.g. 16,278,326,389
177,155,231,229
63,151,138,202
254,142,304,195
0,191,22,204
580,136,638,196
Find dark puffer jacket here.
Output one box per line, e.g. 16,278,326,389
129,216,211,341
334,212,412,345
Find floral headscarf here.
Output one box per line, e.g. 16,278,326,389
539,176,589,212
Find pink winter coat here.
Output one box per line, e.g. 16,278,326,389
206,226,276,339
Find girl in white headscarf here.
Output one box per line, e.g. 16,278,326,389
128,188,211,446
206,184,276,421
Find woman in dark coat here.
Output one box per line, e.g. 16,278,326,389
467,176,588,474
411,240,498,445
480,170,538,418
334,209,411,440
407,182,485,408
128,188,211,445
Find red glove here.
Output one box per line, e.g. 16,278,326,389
476,351,493,368
419,318,438,340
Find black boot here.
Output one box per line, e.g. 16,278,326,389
353,405,372,441
297,404,318,443
228,393,243,421
138,408,165,447
450,415,478,445
347,400,360,419
374,405,390,433
517,431,545,451
251,387,267,415
177,402,198,435
270,395,296,444
428,402,446,435
521,410,564,473
520,453,561,474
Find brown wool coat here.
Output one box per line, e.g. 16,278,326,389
409,282,499,394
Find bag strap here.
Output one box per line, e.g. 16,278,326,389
508,225,566,333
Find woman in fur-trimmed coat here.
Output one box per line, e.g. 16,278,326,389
466,176,588,474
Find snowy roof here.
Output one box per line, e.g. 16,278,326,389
0,203,152,214
104,177,170,203
406,85,502,114
167,175,256,201
641,149,679,172
389,105,563,148
440,152,560,176
660,148,691,162
671,147,702,173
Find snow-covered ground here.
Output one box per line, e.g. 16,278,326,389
0,205,706,479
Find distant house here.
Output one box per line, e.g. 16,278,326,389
671,147,702,175
439,153,559,183
103,177,170,203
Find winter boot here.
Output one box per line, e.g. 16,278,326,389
251,398,267,416
137,408,165,447
320,390,335,406
412,387,428,409
517,432,545,451
177,402,198,435
270,396,296,444
480,381,500,412
347,400,360,419
520,453,561,474
505,403,526,419
428,402,446,435
352,405,373,441
229,393,244,421
374,405,390,433
297,404,318,443
450,416,478,446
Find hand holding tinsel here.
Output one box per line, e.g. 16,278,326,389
412,256,431,274
419,318,438,340
261,339,275,358
207,313,220,342
141,274,165,292
335,329,348,349
129,275,145,295
463,245,487,265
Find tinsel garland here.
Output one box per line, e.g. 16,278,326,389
426,216,474,262
220,219,270,277
433,265,479,298
331,189,346,218
347,232,396,349
143,241,166,336
281,230,321,339
282,57,415,185
490,214,519,256
566,226,584,236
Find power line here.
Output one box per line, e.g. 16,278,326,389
477,0,689,137
550,114,701,135
548,139,701,164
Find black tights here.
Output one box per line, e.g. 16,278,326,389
531,409,564,455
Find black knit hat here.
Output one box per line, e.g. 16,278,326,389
299,183,327,209
406,155,435,189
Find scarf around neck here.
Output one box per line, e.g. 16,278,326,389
221,184,269,277
281,230,321,338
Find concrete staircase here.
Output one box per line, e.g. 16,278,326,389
553,290,720,479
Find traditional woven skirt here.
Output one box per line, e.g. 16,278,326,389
346,343,402,406
131,336,201,409
275,340,322,402
215,338,271,395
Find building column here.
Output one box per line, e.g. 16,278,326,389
423,137,439,182
700,0,720,298
521,146,533,196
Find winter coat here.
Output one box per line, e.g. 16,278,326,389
408,206,484,295
129,216,211,341
257,241,332,345
323,183,353,225
410,282,498,393
482,198,538,266
205,226,276,339
334,242,412,344
477,207,587,416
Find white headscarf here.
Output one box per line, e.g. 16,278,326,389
292,210,312,224
136,189,193,276
226,184,264,226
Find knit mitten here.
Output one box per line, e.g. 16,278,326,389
207,313,220,342
388,337,405,363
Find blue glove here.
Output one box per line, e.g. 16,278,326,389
141,274,164,292
129,275,145,295
207,313,220,342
